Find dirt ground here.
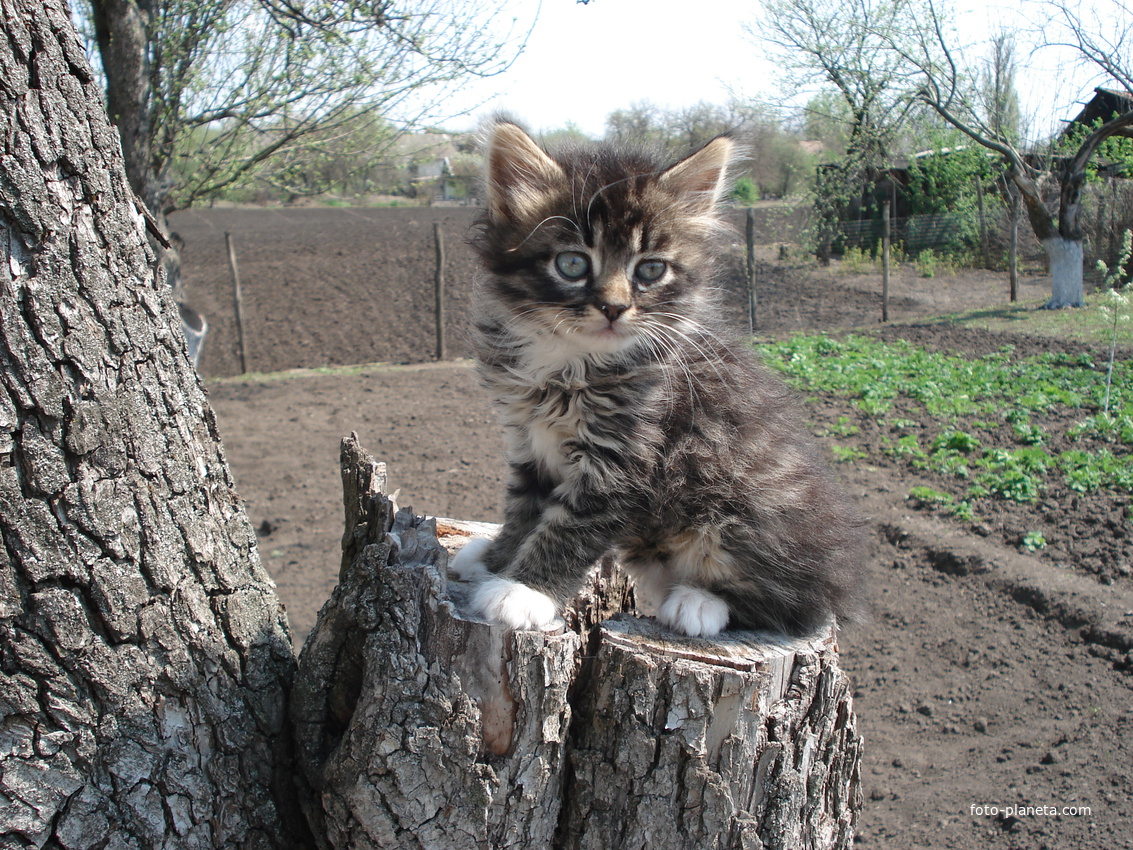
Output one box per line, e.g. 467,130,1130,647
174,205,1133,849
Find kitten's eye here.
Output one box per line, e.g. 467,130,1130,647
555,251,590,281
635,259,667,284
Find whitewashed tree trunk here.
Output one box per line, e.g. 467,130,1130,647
1041,236,1085,309
0,2,310,846
292,436,863,850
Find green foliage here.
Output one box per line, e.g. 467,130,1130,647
1058,117,1133,183
904,137,998,216
732,176,760,205
1012,422,1047,446
914,249,938,278
827,415,861,436
1021,531,1047,552
756,334,1133,518
831,445,868,462
907,486,977,522
901,134,1000,257
933,430,981,453
909,485,952,504
840,245,876,273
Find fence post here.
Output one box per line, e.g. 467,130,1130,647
975,176,988,267
745,207,757,335
881,200,891,323
434,222,447,361
1009,189,1020,303
225,231,249,374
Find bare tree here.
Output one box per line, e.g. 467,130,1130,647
604,101,669,149
0,1,310,845
981,29,1023,145
755,0,918,167
754,0,920,257
76,0,533,289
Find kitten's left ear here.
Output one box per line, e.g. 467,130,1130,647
659,135,735,215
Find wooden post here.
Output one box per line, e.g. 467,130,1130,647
1009,189,1020,303
881,200,891,323
1109,177,1118,265
745,207,758,335
225,231,249,373
434,221,447,361
291,438,864,850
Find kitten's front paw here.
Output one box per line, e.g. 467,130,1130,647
469,575,559,631
657,585,730,637
449,536,492,581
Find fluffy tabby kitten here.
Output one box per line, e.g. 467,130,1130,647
450,120,865,637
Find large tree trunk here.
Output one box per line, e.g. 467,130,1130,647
1011,169,1086,309
0,2,309,846
291,436,863,849
1041,236,1086,309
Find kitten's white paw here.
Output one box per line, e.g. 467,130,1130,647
449,536,492,581
469,575,559,631
657,585,730,637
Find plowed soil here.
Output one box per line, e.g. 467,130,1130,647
173,204,1133,849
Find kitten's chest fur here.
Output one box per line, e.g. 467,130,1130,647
487,350,657,482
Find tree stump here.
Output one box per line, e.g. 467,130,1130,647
291,436,862,849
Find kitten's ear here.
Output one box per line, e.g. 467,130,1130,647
659,135,735,215
485,122,565,223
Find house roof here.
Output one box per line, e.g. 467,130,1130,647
1064,87,1133,139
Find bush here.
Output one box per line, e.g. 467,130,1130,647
915,249,938,278
732,176,759,205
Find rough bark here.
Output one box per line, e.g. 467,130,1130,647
292,436,862,850
0,1,309,846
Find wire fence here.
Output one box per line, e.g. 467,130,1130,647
835,213,973,255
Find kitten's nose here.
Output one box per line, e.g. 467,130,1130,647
600,303,629,322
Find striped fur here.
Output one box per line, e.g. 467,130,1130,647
452,121,866,637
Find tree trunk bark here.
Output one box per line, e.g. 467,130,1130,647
0,2,310,846
1041,236,1086,309
292,436,863,850
1009,168,1087,309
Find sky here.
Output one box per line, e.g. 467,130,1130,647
437,0,1112,141
441,0,773,137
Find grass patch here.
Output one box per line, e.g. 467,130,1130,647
890,298,1133,347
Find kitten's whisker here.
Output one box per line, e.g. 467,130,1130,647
639,314,734,390
636,323,708,416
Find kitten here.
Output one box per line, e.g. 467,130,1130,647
450,120,865,637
